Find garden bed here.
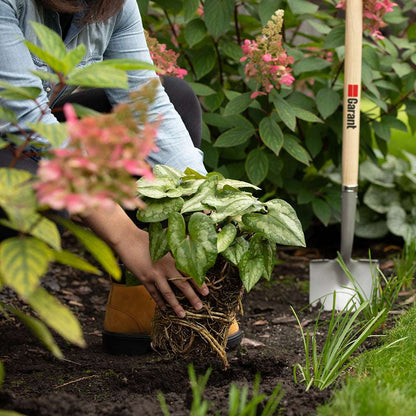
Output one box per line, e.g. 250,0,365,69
0,231,404,415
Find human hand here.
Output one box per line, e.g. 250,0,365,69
80,203,209,318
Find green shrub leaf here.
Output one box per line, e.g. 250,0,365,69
168,212,217,285
245,148,269,185
312,198,331,226
214,126,254,147
189,46,217,79
243,199,305,247
184,0,200,21
27,122,68,148
137,197,184,222
9,307,63,359
316,88,341,119
0,237,53,298
53,250,101,274
271,93,297,131
55,218,121,280
0,80,41,101
67,66,128,89
204,0,234,38
283,135,311,166
217,223,237,252
27,288,86,347
222,237,249,266
0,106,18,124
224,93,253,116
184,19,207,47
149,223,170,262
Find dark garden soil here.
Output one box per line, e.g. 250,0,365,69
0,228,407,416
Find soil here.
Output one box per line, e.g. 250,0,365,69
0,228,407,416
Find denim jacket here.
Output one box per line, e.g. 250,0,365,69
0,0,206,173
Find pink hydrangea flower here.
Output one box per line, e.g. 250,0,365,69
35,81,160,215
337,0,397,39
145,31,188,79
240,10,295,98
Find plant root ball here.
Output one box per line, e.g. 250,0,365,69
151,259,243,368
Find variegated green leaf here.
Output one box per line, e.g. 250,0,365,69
0,106,18,123
0,80,42,101
217,223,237,253
222,237,249,266
261,239,276,280
181,175,219,213
0,214,61,251
167,212,217,285
64,44,86,72
94,59,158,72
242,199,305,247
23,41,68,74
27,122,68,148
55,218,121,280
154,164,184,180
137,177,183,199
70,103,101,117
9,307,63,359
205,191,264,223
53,250,101,274
0,169,37,222
30,70,60,83
238,251,264,292
0,237,53,298
27,288,86,347
0,411,25,416
66,65,128,89
136,197,184,222
149,223,169,262
30,21,66,60
217,178,261,191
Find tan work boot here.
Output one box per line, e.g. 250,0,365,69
102,283,243,355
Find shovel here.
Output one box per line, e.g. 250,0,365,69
309,0,378,311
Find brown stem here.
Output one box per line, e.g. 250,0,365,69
163,9,197,78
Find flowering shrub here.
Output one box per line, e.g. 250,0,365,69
36,83,159,215
337,0,398,39
140,0,414,234
0,21,159,379
145,31,188,78
240,10,295,98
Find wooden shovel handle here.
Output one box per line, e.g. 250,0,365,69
342,0,363,187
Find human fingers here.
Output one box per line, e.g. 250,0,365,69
172,278,205,312
143,282,167,312
192,280,209,297
154,278,188,318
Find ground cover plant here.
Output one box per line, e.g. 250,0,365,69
134,165,304,368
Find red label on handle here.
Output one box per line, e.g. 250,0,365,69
348,84,359,97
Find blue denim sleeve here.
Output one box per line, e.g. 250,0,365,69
0,0,58,143
103,0,207,175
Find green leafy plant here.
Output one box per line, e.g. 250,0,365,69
0,21,157,390
157,364,284,415
139,0,416,230
292,296,385,391
136,164,305,367
354,152,416,243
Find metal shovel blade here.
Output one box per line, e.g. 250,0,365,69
309,258,378,310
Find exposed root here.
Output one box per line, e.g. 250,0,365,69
151,259,243,369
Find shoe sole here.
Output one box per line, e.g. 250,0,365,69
102,329,243,356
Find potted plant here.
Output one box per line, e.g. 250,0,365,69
136,165,305,367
